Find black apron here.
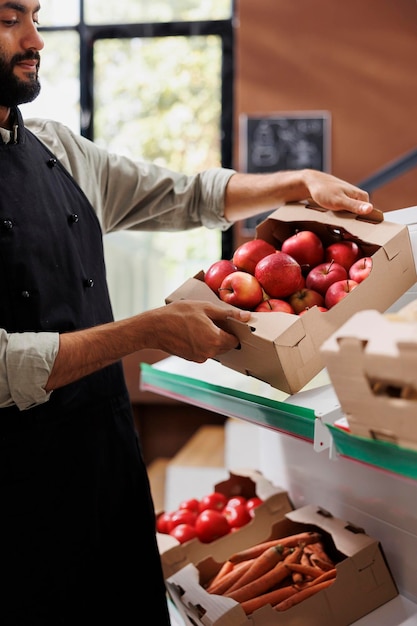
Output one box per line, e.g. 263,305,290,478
0,109,171,625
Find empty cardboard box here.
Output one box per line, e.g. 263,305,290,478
320,307,417,451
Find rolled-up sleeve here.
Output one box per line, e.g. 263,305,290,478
25,119,236,234
0,330,59,411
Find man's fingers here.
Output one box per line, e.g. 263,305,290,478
209,306,251,324
341,197,374,215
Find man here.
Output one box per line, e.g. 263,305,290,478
0,2,373,624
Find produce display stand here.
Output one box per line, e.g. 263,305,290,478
140,356,417,625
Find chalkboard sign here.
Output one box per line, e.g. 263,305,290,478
240,112,331,234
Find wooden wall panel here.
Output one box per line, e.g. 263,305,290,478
234,0,417,218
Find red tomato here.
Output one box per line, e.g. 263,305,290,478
178,498,200,514
199,492,228,513
246,496,263,517
223,503,251,529
156,511,172,534
169,523,197,544
226,496,247,508
168,508,198,532
195,510,230,543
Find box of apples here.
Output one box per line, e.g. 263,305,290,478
166,203,417,394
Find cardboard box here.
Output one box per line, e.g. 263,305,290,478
166,203,417,394
165,504,398,626
158,469,292,579
320,308,417,451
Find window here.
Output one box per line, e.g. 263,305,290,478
22,0,234,319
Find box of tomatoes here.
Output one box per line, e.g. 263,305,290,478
157,469,292,580
165,503,398,626
165,203,417,394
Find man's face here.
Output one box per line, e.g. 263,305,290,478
0,0,44,108
0,48,41,107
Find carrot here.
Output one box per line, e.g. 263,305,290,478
304,567,337,587
285,562,327,580
206,559,253,595
205,560,234,590
274,578,335,611
240,584,298,615
226,544,289,593
305,542,334,566
225,546,303,604
291,570,303,584
308,554,335,571
228,531,323,564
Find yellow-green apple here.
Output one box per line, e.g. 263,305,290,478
348,256,372,283
204,259,237,294
232,239,276,275
305,260,347,296
325,278,359,308
218,270,263,310
288,287,325,314
255,251,303,299
255,298,295,313
325,241,361,272
281,230,324,274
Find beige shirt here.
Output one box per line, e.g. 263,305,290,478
0,116,235,410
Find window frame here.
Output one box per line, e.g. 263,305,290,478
39,1,236,258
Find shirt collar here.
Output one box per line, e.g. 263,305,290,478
0,108,19,143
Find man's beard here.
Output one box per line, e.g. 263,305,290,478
0,51,41,107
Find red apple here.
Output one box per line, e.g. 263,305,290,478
254,251,303,299
325,279,359,308
325,241,361,272
218,270,263,310
299,306,328,315
348,256,373,283
305,260,347,296
204,259,237,294
288,287,325,314
281,230,324,274
255,298,295,313
232,239,276,275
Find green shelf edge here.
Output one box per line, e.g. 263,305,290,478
327,425,417,481
140,363,417,481
140,362,316,441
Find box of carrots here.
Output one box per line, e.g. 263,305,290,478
165,503,398,626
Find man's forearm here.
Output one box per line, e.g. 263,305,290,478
45,316,152,392
45,301,251,392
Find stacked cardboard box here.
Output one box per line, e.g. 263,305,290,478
320,307,417,451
